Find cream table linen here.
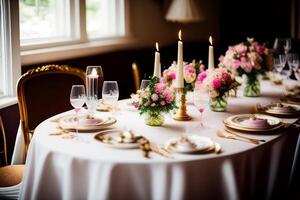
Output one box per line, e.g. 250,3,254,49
18,81,299,200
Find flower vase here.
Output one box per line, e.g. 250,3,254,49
144,112,165,126
243,74,260,97
209,94,228,112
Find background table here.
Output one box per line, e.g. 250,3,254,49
19,81,300,200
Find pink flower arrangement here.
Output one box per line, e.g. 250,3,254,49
218,38,268,76
162,60,206,92
198,68,236,98
134,77,176,115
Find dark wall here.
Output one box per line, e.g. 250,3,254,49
219,0,292,47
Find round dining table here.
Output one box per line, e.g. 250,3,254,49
19,80,300,200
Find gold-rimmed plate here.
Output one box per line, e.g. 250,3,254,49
264,103,300,116
165,135,215,154
281,94,300,105
59,116,117,131
94,129,144,149
223,114,282,132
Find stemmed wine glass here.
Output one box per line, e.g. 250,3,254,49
102,81,119,108
70,85,86,135
140,79,150,90
273,55,286,73
273,38,292,55
287,53,299,80
193,86,205,127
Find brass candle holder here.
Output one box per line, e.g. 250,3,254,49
173,88,192,121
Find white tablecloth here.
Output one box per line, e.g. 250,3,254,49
18,81,299,200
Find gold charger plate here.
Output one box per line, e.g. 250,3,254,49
59,115,117,131
264,103,300,117
223,114,282,132
94,129,144,149
281,94,300,105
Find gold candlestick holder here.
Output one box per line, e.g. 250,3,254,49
173,88,192,121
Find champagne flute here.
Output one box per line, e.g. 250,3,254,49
284,38,292,54
102,81,119,109
70,85,86,135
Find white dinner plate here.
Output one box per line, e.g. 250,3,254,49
165,135,214,154
59,115,117,131
223,114,282,132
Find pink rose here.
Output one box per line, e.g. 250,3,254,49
151,103,156,107
151,93,159,101
160,101,166,106
212,78,222,89
197,72,207,83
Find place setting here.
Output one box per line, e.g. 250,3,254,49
164,135,222,154
255,102,300,118
94,128,174,158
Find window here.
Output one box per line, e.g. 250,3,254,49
86,0,125,38
19,0,126,48
0,0,21,103
20,0,72,46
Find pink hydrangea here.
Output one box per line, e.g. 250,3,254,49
231,60,241,69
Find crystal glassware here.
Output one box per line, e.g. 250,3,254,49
102,81,119,107
70,85,86,135
86,66,103,116
140,79,150,90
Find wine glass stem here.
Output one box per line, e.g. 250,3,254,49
75,109,80,136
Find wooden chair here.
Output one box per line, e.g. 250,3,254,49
0,115,24,199
132,62,141,91
17,64,86,155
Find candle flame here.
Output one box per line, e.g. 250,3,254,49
91,68,98,76
156,42,159,52
178,30,182,41
209,36,213,45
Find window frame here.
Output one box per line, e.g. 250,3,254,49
0,0,21,102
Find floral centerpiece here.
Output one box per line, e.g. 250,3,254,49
197,68,237,112
218,38,268,97
133,77,176,126
162,61,206,93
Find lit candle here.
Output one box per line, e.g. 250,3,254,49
153,42,161,78
208,36,214,71
176,30,184,88
88,68,99,97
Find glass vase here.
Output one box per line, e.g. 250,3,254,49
209,94,228,112
243,74,260,97
144,112,165,126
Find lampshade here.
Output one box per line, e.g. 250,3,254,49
165,0,204,23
